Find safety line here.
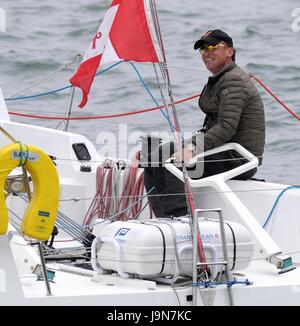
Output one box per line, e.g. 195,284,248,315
57,186,300,202
8,93,200,120
250,75,300,122
7,74,300,122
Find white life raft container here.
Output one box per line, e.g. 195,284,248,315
93,218,254,277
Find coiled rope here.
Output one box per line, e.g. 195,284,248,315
83,152,151,227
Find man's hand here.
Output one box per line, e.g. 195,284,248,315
172,148,194,167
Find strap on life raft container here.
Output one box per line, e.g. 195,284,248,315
0,143,60,241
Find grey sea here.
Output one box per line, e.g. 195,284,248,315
0,0,299,184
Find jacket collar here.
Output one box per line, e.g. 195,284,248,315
212,62,237,78
201,62,237,96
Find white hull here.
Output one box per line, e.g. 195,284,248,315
1,93,300,306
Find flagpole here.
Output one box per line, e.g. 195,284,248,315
150,0,208,299
63,53,82,131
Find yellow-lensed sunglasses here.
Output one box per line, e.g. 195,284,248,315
199,43,226,55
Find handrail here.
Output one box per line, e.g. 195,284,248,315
93,236,130,279
165,143,282,260
166,143,258,185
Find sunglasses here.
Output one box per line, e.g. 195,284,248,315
199,43,226,55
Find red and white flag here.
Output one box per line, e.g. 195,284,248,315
70,0,163,108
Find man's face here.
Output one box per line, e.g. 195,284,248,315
201,42,234,74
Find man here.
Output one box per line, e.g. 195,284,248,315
144,29,265,218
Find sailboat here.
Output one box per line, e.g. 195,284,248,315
1,0,300,307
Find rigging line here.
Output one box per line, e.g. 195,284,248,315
91,156,257,165
3,57,299,124
7,73,300,122
152,62,175,131
17,194,92,241
128,61,174,129
0,43,78,54
53,151,289,163
57,186,300,202
7,57,78,98
250,75,300,122
5,61,123,101
262,185,300,229
8,92,200,120
7,208,22,231
6,85,72,101
56,212,88,234
192,280,252,288
57,212,92,237
131,201,150,220
150,0,207,272
84,186,155,228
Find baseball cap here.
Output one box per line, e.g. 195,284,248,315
194,29,233,50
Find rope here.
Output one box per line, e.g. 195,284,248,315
0,44,77,54
192,279,252,288
250,75,300,122
8,93,200,120
8,61,177,128
17,194,94,247
53,150,293,164
85,187,155,229
149,0,208,273
5,61,123,101
6,74,299,123
83,161,118,226
0,126,18,143
262,185,300,229
7,58,77,98
83,152,151,227
57,185,300,203
7,86,72,101
7,60,176,127
153,62,174,130
17,142,29,167
114,152,145,221
129,62,174,129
